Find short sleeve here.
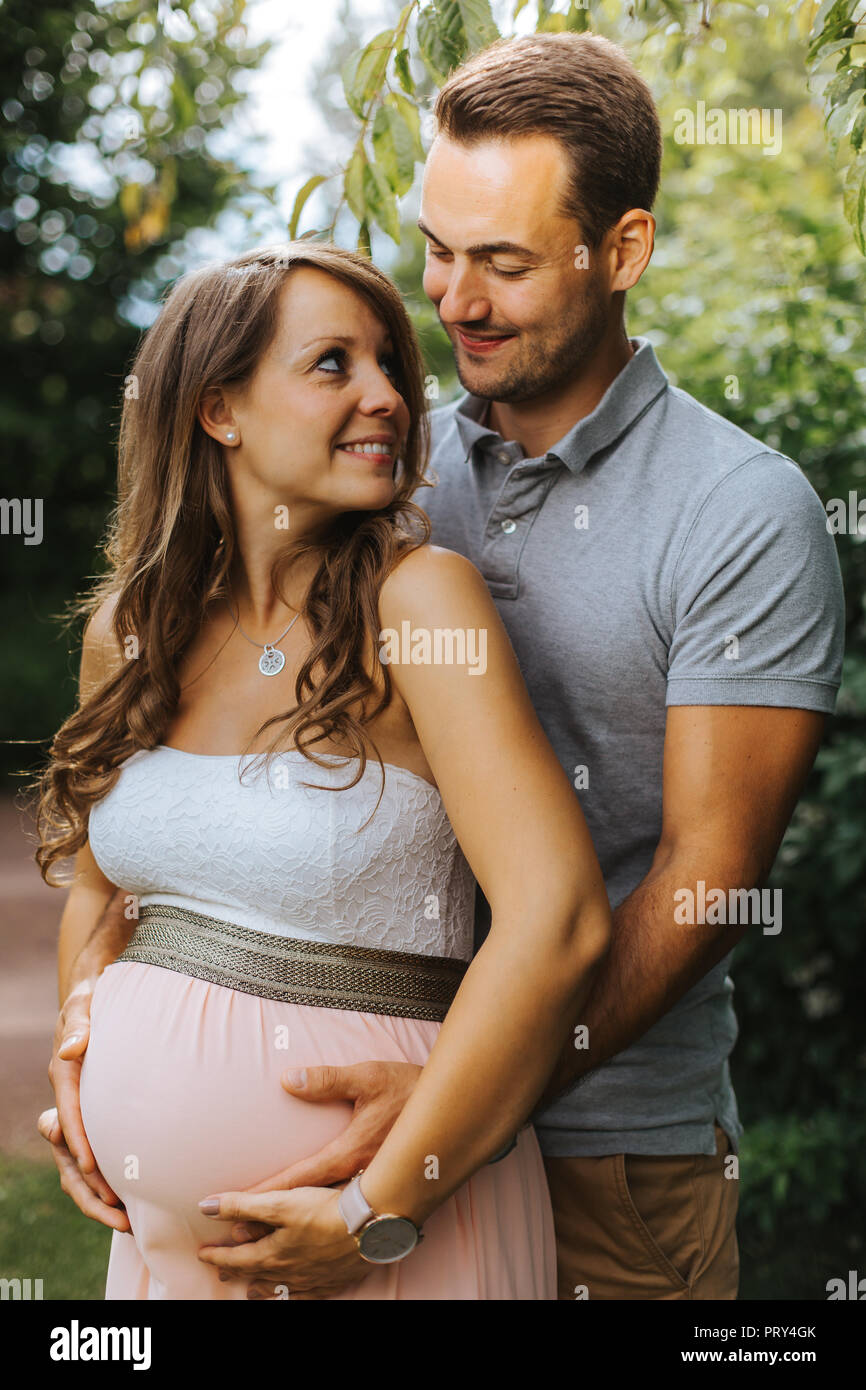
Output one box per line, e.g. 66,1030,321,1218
666,451,845,712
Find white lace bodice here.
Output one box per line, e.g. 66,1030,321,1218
87,746,476,960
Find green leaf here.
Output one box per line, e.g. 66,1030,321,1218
825,87,866,153
357,219,372,257
171,73,197,127
417,3,467,85
565,0,591,33
394,47,415,95
659,0,687,25
373,106,416,196
288,174,326,239
456,0,499,52
842,146,866,253
512,0,531,18
808,1,860,64
344,145,368,222
341,28,395,118
386,91,425,159
825,65,866,110
364,159,401,242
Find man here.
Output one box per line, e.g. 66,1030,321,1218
44,33,844,1300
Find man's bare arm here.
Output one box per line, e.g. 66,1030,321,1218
539,704,825,1103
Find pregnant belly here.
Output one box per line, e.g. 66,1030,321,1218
79,961,438,1277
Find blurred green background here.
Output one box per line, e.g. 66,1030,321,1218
1,0,863,1299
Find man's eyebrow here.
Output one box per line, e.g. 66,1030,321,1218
417,219,538,259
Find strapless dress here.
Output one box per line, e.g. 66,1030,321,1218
79,744,556,1299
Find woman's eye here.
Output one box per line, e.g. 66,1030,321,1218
380,356,397,379
315,350,345,373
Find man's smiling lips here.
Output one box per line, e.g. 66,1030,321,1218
455,327,517,355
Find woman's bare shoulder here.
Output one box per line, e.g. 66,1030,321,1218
380,543,489,617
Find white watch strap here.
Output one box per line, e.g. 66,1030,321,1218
338,1172,375,1236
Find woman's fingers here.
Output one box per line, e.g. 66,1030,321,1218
49,1136,131,1232
49,988,98,1173
37,1106,62,1146
50,1053,99,1175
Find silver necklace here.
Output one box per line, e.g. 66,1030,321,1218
225,587,300,677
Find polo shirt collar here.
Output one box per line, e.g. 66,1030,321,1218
453,336,668,476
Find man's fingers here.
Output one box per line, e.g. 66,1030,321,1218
229,1221,272,1243
245,1129,371,1192
280,1064,366,1104
199,1233,281,1273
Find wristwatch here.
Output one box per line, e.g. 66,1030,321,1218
338,1171,423,1265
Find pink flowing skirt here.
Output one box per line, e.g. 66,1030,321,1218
79,961,557,1300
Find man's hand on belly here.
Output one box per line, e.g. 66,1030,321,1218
197,1187,370,1298
248,1060,423,1191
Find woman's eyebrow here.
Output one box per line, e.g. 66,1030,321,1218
296,333,396,355
417,219,538,259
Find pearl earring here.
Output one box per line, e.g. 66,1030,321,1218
226,431,236,442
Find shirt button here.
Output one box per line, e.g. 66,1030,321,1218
500,518,517,534
496,448,511,464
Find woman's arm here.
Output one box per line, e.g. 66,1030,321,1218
356,544,611,1225
198,544,611,1294
58,590,131,1000
41,595,135,1229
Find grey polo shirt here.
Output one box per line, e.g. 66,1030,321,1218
417,336,845,1157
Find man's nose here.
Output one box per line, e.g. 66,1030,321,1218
438,262,491,325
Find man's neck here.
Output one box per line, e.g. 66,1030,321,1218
485,331,636,459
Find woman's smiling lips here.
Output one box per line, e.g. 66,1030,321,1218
455,327,517,355
335,435,396,465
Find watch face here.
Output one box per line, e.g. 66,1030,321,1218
358,1217,418,1264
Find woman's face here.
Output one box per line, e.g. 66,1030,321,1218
220,266,412,528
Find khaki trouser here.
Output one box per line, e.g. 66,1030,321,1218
542,1123,739,1300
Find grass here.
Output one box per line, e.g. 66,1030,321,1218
0,1150,111,1300
0,1147,852,1301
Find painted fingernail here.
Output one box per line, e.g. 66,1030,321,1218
284,1069,307,1088
199,1197,221,1215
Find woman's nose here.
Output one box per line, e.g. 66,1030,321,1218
358,366,406,417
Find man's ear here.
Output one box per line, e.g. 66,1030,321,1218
608,209,655,294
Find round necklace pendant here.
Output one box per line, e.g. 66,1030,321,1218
259,645,285,677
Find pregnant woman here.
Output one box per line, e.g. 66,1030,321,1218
33,241,611,1299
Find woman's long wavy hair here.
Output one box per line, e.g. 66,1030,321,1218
29,242,433,886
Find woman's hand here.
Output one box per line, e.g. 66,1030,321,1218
40,979,130,1232
197,1187,371,1300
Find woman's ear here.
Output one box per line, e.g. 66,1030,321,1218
198,388,240,447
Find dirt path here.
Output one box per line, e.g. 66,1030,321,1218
0,793,64,1159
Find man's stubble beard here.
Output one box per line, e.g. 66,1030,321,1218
449,282,610,404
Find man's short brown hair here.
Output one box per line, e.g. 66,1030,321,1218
433,32,662,249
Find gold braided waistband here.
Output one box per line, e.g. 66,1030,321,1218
115,903,470,1022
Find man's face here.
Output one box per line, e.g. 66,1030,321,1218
419,133,611,403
